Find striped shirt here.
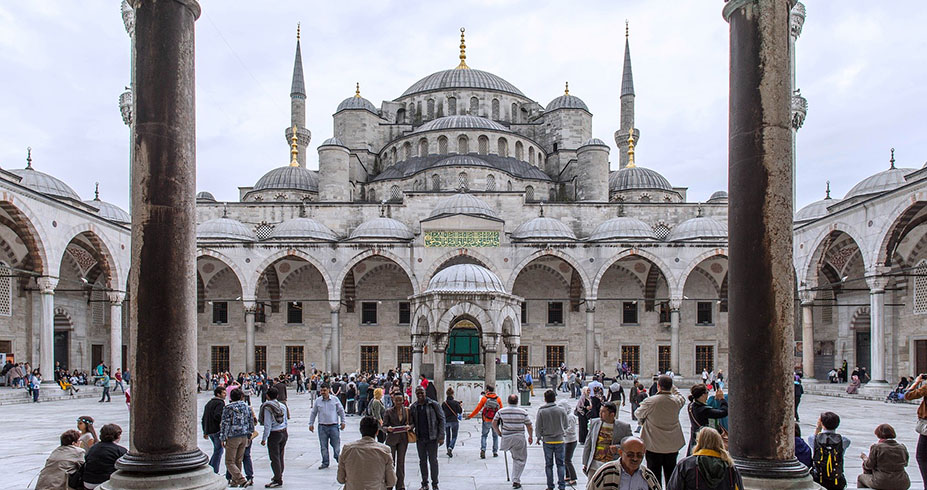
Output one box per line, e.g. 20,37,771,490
494,406,530,437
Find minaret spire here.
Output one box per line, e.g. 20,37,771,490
286,23,310,166
615,20,639,169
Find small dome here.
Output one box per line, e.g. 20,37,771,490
348,217,413,241
545,94,589,112
197,217,256,241
401,68,525,97
268,218,338,241
845,166,916,200
589,217,655,241
196,191,216,202
581,138,609,147
85,198,130,224
430,193,499,220
511,217,576,241
373,154,550,182
666,216,727,242
707,190,728,203
253,165,319,193
10,167,80,201
609,166,673,192
426,263,505,294
795,197,840,223
336,95,379,114
413,115,508,134
320,137,347,147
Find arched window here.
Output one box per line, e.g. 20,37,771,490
529,147,535,165
368,188,377,203
390,147,397,164
491,99,500,119
549,188,557,201
478,135,489,155
525,185,535,201
447,97,457,115
432,174,441,191
418,138,428,157
396,108,406,124
915,260,927,314
427,99,435,119
537,152,543,166
390,185,402,201
515,141,524,160
486,174,496,191
511,103,518,122
436,100,444,118
0,261,12,317
403,142,412,160
497,137,508,157
506,180,513,191
437,136,448,154
457,135,469,154
458,172,469,190
469,97,479,115
415,101,422,124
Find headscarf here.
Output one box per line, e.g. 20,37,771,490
575,386,590,411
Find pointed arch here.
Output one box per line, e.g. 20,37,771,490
197,248,250,300
875,196,927,267
58,224,123,290
251,249,334,301
506,249,591,297
0,193,50,276
592,248,673,300
421,248,500,293
676,249,728,300
335,248,419,301
799,222,869,291
436,302,494,334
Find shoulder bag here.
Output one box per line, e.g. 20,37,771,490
405,407,417,443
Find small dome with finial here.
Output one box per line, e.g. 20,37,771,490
795,181,840,223
845,148,916,200
336,82,379,114
84,183,130,224
546,81,590,112
10,147,82,201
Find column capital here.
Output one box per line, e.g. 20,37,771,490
412,334,427,352
584,298,596,312
797,289,814,304
482,333,499,353
431,332,448,352
669,297,683,311
36,276,58,294
866,267,891,293
328,301,341,313
242,300,257,314
107,291,126,305
503,335,521,351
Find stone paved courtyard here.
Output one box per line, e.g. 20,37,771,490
4,387,923,489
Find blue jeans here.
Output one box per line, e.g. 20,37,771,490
480,420,498,452
318,424,341,466
445,420,459,450
208,433,223,473
543,443,566,490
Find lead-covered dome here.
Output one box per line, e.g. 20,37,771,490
401,69,525,98
545,94,589,112
707,191,728,203
252,165,319,193
413,115,508,134
666,216,727,241
589,217,655,241
197,217,256,241
348,217,413,241
581,138,609,147
426,263,505,294
845,166,916,200
429,193,499,220
85,197,130,224
269,218,338,241
196,191,216,202
336,95,378,114
795,197,840,223
609,166,673,192
373,154,550,182
511,217,576,241
10,166,81,201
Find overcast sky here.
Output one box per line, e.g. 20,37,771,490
1,1,925,212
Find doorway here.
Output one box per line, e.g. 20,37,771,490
54,331,70,371
856,331,871,371
446,320,481,365
91,344,103,370
915,340,927,376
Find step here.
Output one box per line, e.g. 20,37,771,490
0,385,126,405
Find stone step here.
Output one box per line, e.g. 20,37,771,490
0,385,126,405
802,382,915,404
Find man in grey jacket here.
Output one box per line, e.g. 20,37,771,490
582,402,632,476
535,390,568,490
411,386,445,490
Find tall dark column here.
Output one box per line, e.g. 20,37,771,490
723,0,813,486
108,1,222,488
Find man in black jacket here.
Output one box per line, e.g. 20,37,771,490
412,386,445,490
202,386,226,473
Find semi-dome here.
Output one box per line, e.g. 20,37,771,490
373,154,550,182
589,217,655,241
666,216,727,241
511,217,576,241
401,68,525,98
269,218,338,241
429,193,499,220
197,217,256,241
336,95,379,114
845,166,916,200
196,191,216,202
581,138,609,147
10,166,81,201
413,115,508,134
85,198,130,224
707,190,728,203
545,94,589,112
320,137,347,147
252,165,319,193
348,217,414,241
609,166,673,192
426,263,505,294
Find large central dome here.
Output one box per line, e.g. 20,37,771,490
401,68,525,98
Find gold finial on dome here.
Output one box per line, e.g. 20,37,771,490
297,22,300,41
289,125,300,167
456,27,469,70
355,82,361,98
627,129,636,168
564,81,569,96
626,20,629,39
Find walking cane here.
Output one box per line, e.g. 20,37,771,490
503,449,510,482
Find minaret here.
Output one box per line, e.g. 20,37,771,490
285,23,311,167
615,21,639,169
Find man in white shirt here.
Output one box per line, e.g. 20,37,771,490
309,384,347,470
493,394,533,488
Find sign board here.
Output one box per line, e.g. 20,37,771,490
424,230,500,248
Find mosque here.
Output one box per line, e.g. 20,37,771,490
0,2,923,400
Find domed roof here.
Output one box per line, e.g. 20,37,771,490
511,216,576,241
401,68,525,98
197,217,256,241
795,197,839,223
707,190,728,203
85,198,130,224
426,263,505,294
413,115,508,134
320,137,347,147
373,154,550,182
10,166,81,201
589,217,655,241
581,138,609,147
429,193,499,220
666,216,727,242
268,218,338,241
609,166,673,192
196,191,216,202
545,94,589,112
253,165,319,193
336,95,378,114
348,217,414,241
845,166,916,200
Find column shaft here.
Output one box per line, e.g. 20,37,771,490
244,306,255,373
331,309,341,373
870,290,886,383
800,302,814,379
110,301,124,372
484,349,497,388
37,277,56,381
433,349,445,403
670,309,680,374
585,305,595,372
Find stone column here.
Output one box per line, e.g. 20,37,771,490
798,290,815,381
107,0,223,487
432,332,447,403
411,334,425,389
243,301,256,373
483,334,498,388
867,272,889,385
109,292,126,372
670,298,681,374
36,276,57,382
321,328,332,373
723,0,812,485
330,305,341,373
585,300,596,372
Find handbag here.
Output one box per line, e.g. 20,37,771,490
916,418,927,436
405,408,417,443
444,400,462,421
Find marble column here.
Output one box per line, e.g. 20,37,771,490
723,0,812,484
243,301,256,373
36,276,57,382
432,332,447,403
330,306,341,373
584,301,595,372
107,0,223,487
670,299,681,374
108,292,126,372
799,291,815,380
322,328,332,373
483,334,498,388
411,334,425,389
868,272,889,384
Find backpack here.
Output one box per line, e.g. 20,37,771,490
810,433,846,490
482,395,501,420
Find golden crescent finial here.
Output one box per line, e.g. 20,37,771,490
289,125,300,167
297,23,300,41
564,81,569,96
456,27,469,69
355,82,361,98
627,129,636,168
626,20,629,39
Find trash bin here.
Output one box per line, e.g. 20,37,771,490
520,389,530,406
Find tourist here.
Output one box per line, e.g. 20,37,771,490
795,375,804,421
634,375,685,487
113,368,124,393
411,385,445,490
525,370,534,397
608,378,625,406
685,384,728,455
219,388,255,487
357,376,370,416
466,384,502,458
337,415,397,490
29,369,41,402
557,399,580,486
201,386,226,473
98,370,111,403
441,387,462,457
857,423,909,489
536,389,568,490
582,401,632,476
795,423,812,468
77,416,98,451
493,393,533,489
586,436,661,490
808,411,850,490
259,386,288,488
904,373,927,486
308,383,347,470
367,387,387,443
36,429,85,490
82,423,128,489
576,387,593,444
847,373,862,394
383,390,412,490
630,380,647,432
665,427,743,490
272,376,290,419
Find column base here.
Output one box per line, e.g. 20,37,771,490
862,380,891,396
101,465,226,490
734,456,810,480
742,474,822,490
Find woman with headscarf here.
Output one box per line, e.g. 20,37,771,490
846,374,862,394
666,427,743,490
576,386,593,444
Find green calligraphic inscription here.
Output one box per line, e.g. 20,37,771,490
423,231,500,247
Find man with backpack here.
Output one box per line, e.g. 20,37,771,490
467,384,502,459
807,411,850,490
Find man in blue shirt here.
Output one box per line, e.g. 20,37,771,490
309,384,346,470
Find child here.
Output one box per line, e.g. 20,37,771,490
808,411,850,490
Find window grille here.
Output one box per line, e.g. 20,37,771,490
478,136,489,155
653,223,671,240
915,260,927,314
458,172,468,190
285,345,304,371
515,141,523,160
397,346,413,366
547,302,563,325
255,345,267,373
418,139,428,157
545,345,565,368
447,97,457,115
212,301,229,324
362,302,378,324
211,346,230,374
491,99,500,119
0,262,12,317
360,345,379,373
658,345,672,374
287,301,302,324
390,185,402,201
469,97,479,115
622,302,638,324
497,138,508,157
621,345,640,374
525,186,535,201
432,174,441,191
255,222,274,240
457,136,469,154
517,346,528,371
486,174,496,191
438,136,448,154
695,345,714,374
